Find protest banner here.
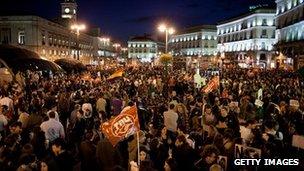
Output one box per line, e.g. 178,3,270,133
235,144,261,159
101,105,140,146
292,135,304,149
218,155,228,171
202,76,220,94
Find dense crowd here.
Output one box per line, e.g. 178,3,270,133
0,65,303,171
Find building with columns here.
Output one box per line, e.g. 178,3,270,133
168,25,217,58
275,0,304,69
127,36,164,62
217,8,277,68
0,0,114,65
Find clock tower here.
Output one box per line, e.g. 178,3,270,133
61,0,77,22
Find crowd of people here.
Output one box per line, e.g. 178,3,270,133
0,65,303,171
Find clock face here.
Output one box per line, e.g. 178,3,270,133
65,8,70,13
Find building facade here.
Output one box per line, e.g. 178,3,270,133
128,36,163,62
275,0,304,69
217,8,277,68
0,0,114,65
169,25,217,57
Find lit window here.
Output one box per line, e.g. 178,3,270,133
287,2,292,9
18,31,25,45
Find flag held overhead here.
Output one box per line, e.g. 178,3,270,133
101,105,140,146
107,69,124,80
202,76,220,94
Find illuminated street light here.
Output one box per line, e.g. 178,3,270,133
158,23,175,53
71,24,86,36
71,23,86,60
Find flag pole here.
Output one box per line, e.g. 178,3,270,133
137,131,140,167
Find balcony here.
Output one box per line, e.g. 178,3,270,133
260,35,268,38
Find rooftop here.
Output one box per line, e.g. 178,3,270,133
128,36,155,42
176,25,217,35
217,8,276,25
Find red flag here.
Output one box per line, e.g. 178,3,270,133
101,105,140,146
202,76,220,94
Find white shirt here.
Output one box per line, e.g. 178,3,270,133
163,110,178,132
96,98,107,112
40,118,65,142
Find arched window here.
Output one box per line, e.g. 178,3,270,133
18,31,25,45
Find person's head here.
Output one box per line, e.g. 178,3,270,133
40,161,48,171
51,138,66,156
209,164,223,171
48,111,56,119
164,158,178,171
220,106,229,117
139,147,148,161
74,104,81,110
201,145,220,165
176,104,184,113
205,104,212,115
169,104,175,110
10,122,23,134
21,144,34,155
84,130,94,141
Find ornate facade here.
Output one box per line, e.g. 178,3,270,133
217,8,277,68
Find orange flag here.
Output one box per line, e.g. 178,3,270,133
202,76,220,94
101,105,140,146
107,69,124,80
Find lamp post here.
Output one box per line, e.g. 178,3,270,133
158,24,175,53
71,23,86,61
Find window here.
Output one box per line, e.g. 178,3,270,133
260,54,266,60
262,19,267,26
261,42,266,50
204,42,208,48
0,28,11,44
18,31,25,45
261,29,267,38
42,33,46,45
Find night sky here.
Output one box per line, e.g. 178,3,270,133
0,0,275,44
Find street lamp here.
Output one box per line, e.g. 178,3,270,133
71,23,86,60
158,23,175,53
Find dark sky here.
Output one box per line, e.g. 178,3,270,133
0,0,275,44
